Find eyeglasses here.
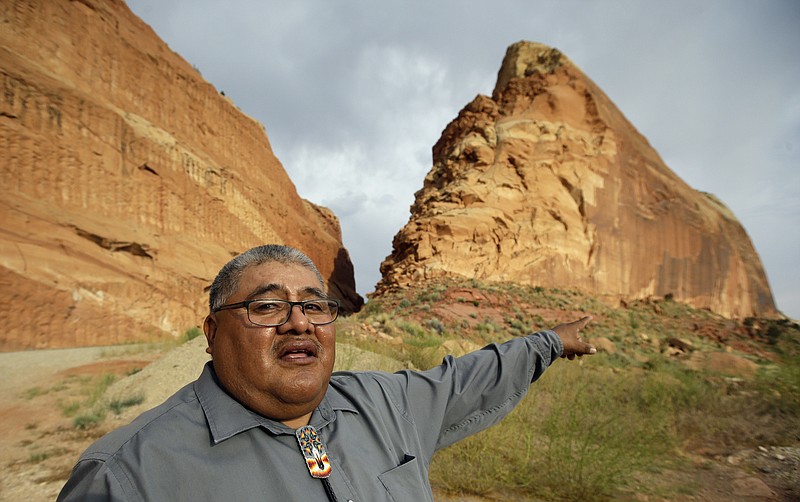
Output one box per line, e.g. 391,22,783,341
213,299,340,327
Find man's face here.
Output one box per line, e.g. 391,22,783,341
203,261,336,423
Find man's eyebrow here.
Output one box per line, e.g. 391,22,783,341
246,284,327,300
246,284,282,300
302,286,328,298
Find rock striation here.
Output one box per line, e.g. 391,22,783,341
377,41,776,319
0,0,362,350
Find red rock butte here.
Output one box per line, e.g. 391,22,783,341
0,0,362,350
377,41,777,320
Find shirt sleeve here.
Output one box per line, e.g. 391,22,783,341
390,330,563,455
57,458,131,502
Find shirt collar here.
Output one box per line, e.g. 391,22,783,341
195,362,358,443
313,374,359,424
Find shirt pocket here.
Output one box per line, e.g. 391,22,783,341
377,453,432,502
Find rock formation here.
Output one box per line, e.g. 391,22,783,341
0,0,362,350
377,41,776,319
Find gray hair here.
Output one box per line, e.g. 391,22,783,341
208,244,324,312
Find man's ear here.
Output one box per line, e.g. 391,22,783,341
203,315,217,356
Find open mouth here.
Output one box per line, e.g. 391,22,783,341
277,340,319,363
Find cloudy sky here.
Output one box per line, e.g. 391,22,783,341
126,0,799,319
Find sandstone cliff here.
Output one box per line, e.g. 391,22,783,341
377,41,776,319
0,0,362,350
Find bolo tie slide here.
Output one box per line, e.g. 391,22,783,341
295,425,332,478
295,425,338,502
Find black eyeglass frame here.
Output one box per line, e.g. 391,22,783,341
212,298,340,327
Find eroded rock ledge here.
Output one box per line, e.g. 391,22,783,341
377,41,776,319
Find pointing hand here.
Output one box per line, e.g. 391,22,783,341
552,316,596,360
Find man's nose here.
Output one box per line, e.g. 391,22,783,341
278,304,310,334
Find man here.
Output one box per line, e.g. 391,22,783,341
58,244,596,501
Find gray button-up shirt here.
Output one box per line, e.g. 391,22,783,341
58,330,562,501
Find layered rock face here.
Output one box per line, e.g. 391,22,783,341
0,0,361,350
378,42,776,319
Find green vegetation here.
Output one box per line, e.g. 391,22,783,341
28,450,50,464
109,394,145,415
182,326,204,342
340,278,800,500
58,324,204,429
60,401,80,417
72,409,106,430
22,386,46,399
430,363,679,500
69,373,118,429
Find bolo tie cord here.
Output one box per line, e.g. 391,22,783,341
322,478,338,502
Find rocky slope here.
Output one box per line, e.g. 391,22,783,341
0,0,361,350
377,41,776,319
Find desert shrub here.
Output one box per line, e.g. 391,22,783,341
73,409,105,430
182,326,203,342
60,401,80,417
425,318,445,335
628,311,641,332
363,298,385,316
65,373,118,429
396,320,442,369
398,320,427,338
507,316,530,337
474,319,502,338
28,451,49,464
763,352,800,416
85,374,117,407
416,290,441,304
109,394,145,415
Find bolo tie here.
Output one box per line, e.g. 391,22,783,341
295,425,338,502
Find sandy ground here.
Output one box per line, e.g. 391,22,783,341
0,344,164,501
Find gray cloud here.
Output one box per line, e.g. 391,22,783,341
127,0,800,318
